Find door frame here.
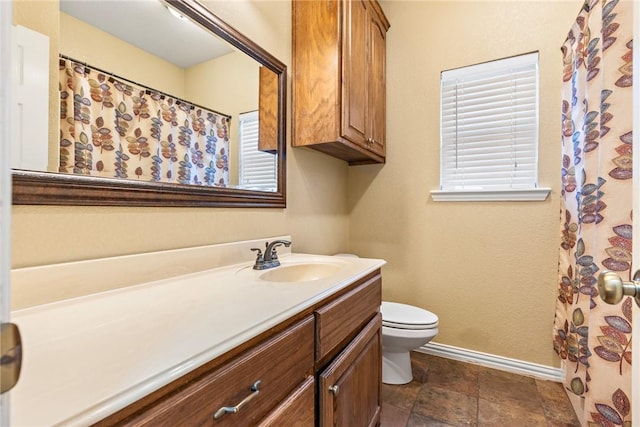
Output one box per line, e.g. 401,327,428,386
632,1,639,425
0,0,13,423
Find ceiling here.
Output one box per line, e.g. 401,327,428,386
59,0,234,68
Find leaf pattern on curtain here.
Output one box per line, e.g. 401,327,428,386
553,0,633,425
59,58,230,186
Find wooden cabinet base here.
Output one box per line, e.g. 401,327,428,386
94,271,382,427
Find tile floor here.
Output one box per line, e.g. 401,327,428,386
381,352,581,427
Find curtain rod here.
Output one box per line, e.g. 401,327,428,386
59,53,232,121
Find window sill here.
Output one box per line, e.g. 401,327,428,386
430,188,551,202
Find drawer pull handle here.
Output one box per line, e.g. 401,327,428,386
213,380,262,420
328,384,339,396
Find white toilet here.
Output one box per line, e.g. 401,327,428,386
380,301,439,385
333,253,439,385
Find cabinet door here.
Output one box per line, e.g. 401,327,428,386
319,313,382,427
367,11,386,157
341,0,369,148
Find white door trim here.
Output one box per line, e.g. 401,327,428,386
632,1,639,425
0,0,13,423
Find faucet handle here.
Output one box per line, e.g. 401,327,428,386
250,248,263,260
251,248,265,270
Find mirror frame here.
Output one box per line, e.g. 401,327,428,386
12,0,287,208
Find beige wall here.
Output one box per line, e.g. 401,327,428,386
11,0,351,267
60,12,186,97
348,0,581,367
186,51,260,185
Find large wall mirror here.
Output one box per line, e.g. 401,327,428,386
11,0,286,207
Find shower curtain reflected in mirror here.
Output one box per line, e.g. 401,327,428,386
59,58,231,186
553,0,633,424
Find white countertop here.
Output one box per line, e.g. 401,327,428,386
10,252,385,426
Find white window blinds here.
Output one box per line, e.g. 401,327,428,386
440,52,539,192
239,111,278,192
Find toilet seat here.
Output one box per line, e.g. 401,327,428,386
381,301,439,330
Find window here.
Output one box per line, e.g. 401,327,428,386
432,52,549,201
238,111,277,192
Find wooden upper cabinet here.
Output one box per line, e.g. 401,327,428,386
258,67,279,153
292,0,390,165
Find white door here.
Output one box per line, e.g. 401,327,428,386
0,0,19,424
603,4,640,423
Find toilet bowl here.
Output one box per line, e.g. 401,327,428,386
380,301,439,385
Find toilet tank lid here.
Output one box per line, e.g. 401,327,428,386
381,301,439,327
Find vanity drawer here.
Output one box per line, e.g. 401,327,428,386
315,273,381,363
257,375,315,426
125,316,314,427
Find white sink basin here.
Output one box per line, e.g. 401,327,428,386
236,258,348,283
258,263,343,282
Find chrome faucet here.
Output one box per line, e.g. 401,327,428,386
251,240,291,270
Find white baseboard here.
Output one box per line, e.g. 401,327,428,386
417,342,564,382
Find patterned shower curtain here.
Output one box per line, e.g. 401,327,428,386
59,58,230,186
553,0,633,424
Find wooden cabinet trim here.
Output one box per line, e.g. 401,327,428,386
369,0,390,30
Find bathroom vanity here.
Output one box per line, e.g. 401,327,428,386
9,238,385,426
96,271,382,426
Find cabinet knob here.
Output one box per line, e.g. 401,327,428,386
328,384,339,396
213,380,261,420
